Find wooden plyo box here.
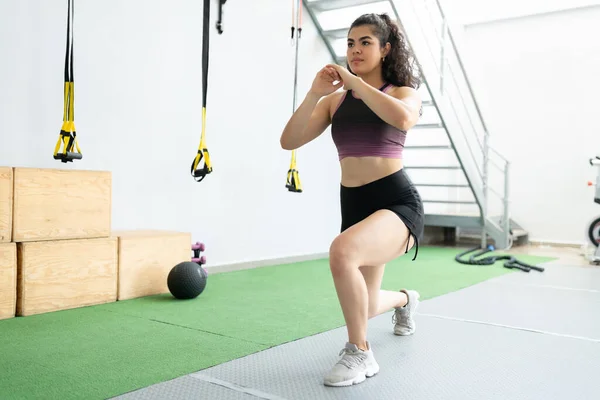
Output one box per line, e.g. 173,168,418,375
0,167,13,243
12,167,111,242
0,243,17,320
114,230,191,300
17,237,118,317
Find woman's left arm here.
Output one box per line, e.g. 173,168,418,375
351,78,422,131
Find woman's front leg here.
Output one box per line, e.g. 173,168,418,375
329,209,413,350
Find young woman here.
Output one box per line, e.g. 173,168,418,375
280,13,424,387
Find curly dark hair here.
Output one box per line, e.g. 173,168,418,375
348,13,422,90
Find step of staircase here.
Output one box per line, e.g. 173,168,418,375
424,212,482,229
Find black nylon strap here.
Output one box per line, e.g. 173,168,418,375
202,0,209,109
65,0,74,120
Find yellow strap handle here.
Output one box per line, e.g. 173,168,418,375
285,149,302,192
191,107,212,182
54,81,82,162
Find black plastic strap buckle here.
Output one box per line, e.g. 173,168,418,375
216,0,227,34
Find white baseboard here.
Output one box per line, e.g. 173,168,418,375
205,252,330,274
528,239,586,248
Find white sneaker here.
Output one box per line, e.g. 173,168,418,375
392,289,420,336
323,341,380,387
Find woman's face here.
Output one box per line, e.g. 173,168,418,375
346,25,386,76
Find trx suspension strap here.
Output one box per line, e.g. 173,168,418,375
191,0,214,182
54,0,82,163
286,0,303,193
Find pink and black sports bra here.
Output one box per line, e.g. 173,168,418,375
331,83,407,160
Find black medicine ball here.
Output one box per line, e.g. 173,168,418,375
167,261,208,299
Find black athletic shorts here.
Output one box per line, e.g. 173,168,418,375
340,168,424,261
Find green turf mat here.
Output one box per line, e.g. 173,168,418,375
0,246,554,399
95,246,554,345
0,307,267,400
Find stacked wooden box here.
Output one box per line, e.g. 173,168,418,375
0,166,191,319
1,167,17,319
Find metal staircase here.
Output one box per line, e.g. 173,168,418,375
304,0,526,249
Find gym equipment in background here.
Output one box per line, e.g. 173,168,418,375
285,0,303,193
455,246,545,273
191,0,215,182
167,261,208,299
587,155,600,264
192,241,207,266
166,241,209,300
53,0,82,163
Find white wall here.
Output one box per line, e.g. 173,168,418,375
441,0,599,26
3,1,597,260
455,6,600,244
0,0,341,266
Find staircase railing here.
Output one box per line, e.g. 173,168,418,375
393,0,511,247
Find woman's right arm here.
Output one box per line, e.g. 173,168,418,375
280,92,332,151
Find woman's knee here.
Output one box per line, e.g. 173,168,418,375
329,234,359,276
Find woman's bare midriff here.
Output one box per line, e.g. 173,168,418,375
339,156,404,187
327,91,404,187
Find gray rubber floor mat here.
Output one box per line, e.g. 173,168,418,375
112,375,262,400
418,272,600,341
195,314,599,400
487,262,600,291
111,263,600,400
